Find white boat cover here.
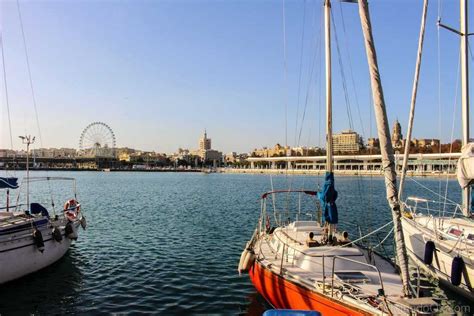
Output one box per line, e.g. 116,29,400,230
457,143,474,188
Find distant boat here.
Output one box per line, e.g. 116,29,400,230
102,168,111,172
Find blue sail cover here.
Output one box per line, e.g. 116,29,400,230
318,172,338,224
0,177,19,189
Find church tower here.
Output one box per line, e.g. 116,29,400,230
391,120,403,148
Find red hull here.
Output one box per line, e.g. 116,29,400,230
249,261,371,316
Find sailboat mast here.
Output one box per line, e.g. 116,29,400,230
357,0,410,296
399,0,428,200
325,0,333,172
461,0,471,217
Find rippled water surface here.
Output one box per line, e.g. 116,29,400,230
0,171,471,315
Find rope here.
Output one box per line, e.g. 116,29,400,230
442,52,461,217
408,177,458,205
294,0,307,147
372,226,394,250
337,1,365,138
338,221,393,250
0,35,13,152
16,0,58,216
331,10,354,130
282,0,288,161
16,0,43,147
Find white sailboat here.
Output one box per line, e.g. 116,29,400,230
399,0,474,300
238,1,435,314
0,8,86,284
0,137,86,284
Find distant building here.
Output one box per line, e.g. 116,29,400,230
225,152,238,163
252,144,289,157
193,130,222,164
0,149,17,158
367,138,380,149
412,138,440,148
199,130,211,151
391,120,403,149
332,130,362,153
32,148,77,158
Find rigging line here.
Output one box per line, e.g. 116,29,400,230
337,1,365,138
331,9,354,130
437,0,442,213
282,0,292,214
296,18,321,148
372,226,394,250
16,0,43,147
0,34,14,150
294,0,307,147
331,5,368,233
442,51,461,216
409,176,458,205
282,0,288,153
318,5,323,154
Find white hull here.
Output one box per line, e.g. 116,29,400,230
401,216,474,300
0,217,81,284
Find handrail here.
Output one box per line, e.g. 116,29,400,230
261,189,318,199
0,204,25,210
330,255,385,298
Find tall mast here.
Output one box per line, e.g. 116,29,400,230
399,0,429,200
358,0,410,296
325,0,333,172
461,0,471,217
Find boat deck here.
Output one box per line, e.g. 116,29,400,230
256,221,404,300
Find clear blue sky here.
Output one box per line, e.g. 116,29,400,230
0,0,472,153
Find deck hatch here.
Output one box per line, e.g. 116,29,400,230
334,271,370,284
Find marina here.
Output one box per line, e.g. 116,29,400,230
0,171,472,314
1,0,474,314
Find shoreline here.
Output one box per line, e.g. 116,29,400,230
2,167,457,177
219,168,457,178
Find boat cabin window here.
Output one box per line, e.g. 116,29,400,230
448,228,462,237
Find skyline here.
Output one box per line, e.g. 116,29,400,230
0,0,473,153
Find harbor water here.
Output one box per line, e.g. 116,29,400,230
0,171,472,315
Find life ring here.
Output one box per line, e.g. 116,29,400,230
64,199,80,221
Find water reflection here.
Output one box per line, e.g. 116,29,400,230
0,247,83,315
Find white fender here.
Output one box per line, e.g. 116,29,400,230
242,250,255,272
238,248,249,275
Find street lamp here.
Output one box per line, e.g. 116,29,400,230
19,135,35,212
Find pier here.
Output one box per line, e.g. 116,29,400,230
229,153,461,176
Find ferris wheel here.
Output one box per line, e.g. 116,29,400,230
79,122,116,157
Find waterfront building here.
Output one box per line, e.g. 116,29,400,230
0,149,17,158
332,130,362,153
225,152,238,163
252,144,289,157
32,148,77,159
